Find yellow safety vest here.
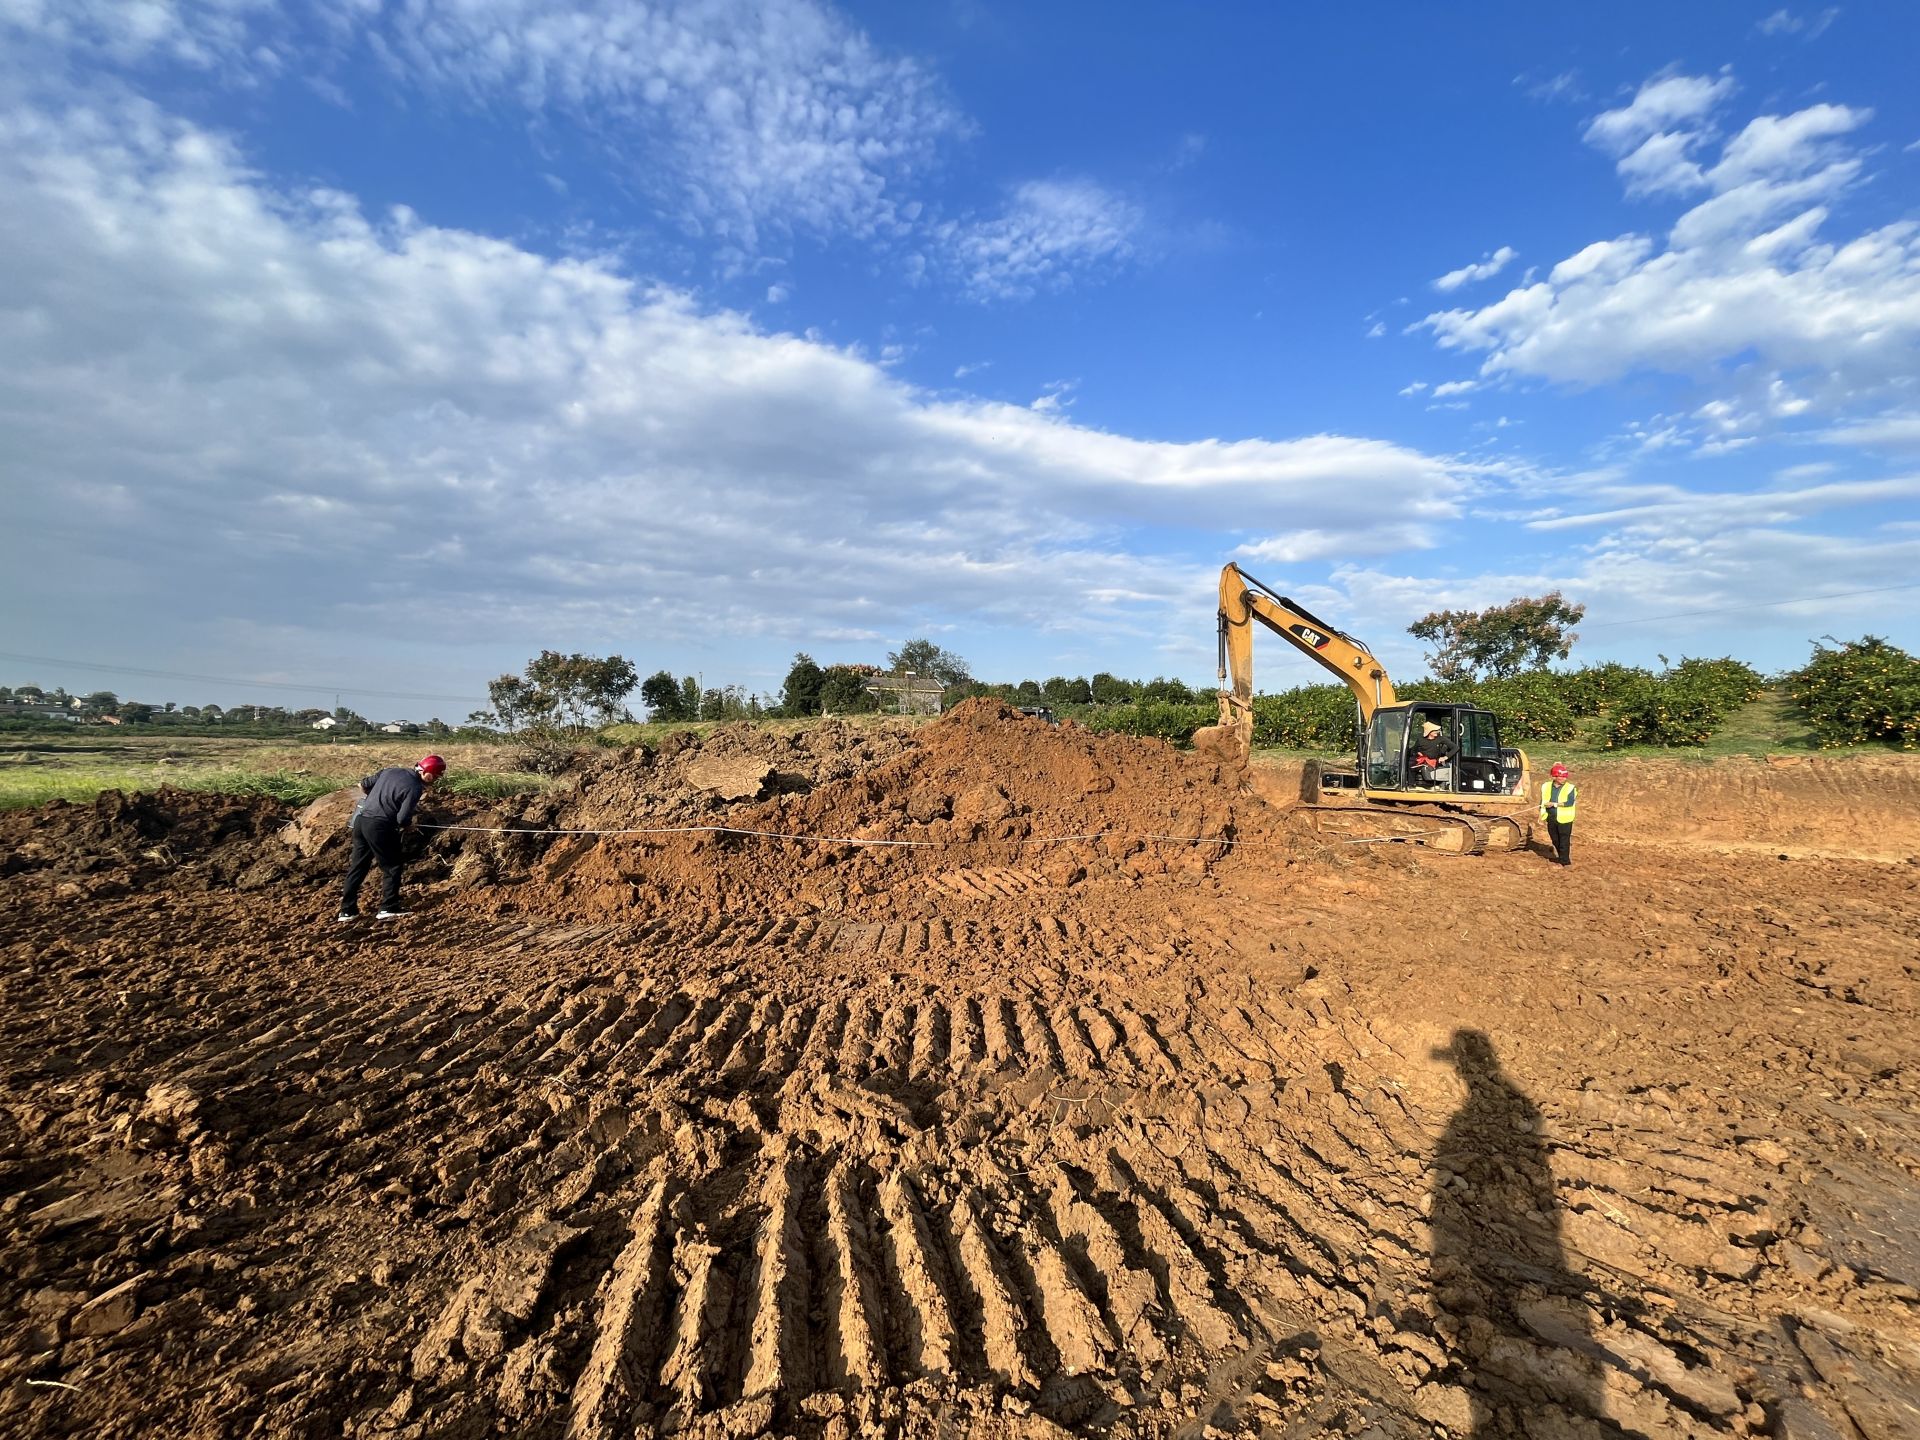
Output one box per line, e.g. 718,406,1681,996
1539,780,1577,823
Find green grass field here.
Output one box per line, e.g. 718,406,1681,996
0,735,551,812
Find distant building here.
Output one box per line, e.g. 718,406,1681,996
864,675,945,716
311,716,339,730
0,703,81,722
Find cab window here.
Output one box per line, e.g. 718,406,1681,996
1460,710,1502,759
1367,711,1408,788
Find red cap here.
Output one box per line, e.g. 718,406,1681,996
418,754,446,777
1549,763,1569,779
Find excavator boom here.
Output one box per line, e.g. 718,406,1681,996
1198,562,1394,767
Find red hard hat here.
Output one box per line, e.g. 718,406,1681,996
418,754,447,777
1549,763,1569,779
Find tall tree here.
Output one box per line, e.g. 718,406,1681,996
523,651,641,731
781,652,826,716
1409,592,1586,681
886,638,971,686
1041,675,1092,706
1090,672,1133,705
819,666,881,714
640,670,688,720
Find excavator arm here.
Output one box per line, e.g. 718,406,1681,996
1195,563,1396,767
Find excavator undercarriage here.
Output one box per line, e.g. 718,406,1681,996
1290,802,1531,855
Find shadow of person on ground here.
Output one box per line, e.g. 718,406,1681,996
1430,1029,1610,1436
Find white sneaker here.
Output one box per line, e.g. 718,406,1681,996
336,912,359,923
375,909,410,920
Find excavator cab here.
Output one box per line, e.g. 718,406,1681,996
1368,704,1523,796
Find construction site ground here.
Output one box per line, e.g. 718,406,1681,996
2,701,1915,1440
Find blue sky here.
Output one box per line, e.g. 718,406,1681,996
2,1,1917,717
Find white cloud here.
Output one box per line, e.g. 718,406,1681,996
1430,379,1479,398
1820,413,1920,450
1366,320,1385,338
1756,8,1839,39
935,179,1142,302
0,89,1465,690
0,0,279,70
765,283,789,303
1615,130,1710,197
1421,76,1918,432
3,0,987,270
1432,245,1518,292
1583,72,1735,157
1398,381,1429,397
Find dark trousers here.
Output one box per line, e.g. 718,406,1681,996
342,815,405,912
1546,817,1573,867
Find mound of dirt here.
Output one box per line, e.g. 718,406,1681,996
462,700,1286,924
0,787,293,896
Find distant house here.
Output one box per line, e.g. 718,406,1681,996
311,716,339,730
96,714,123,726
0,703,81,722
864,675,946,716
379,723,406,734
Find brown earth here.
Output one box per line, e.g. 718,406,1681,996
1,699,1916,1440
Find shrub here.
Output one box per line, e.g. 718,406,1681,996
1080,701,1214,746
1250,686,1358,750
1396,672,1577,743
1606,656,1763,747
1788,637,1920,749
1558,661,1654,717
1470,672,1579,742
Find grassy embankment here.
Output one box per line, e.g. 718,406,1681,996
0,735,548,812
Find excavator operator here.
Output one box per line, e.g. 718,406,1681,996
1411,718,1454,787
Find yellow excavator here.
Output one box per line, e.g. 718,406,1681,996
1193,563,1534,854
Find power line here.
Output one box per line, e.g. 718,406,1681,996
0,650,485,705
1579,581,1920,630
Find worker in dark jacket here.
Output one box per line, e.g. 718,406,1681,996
338,754,445,920
1411,718,1454,786
1539,762,1577,867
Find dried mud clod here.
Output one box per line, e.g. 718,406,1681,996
2,727,1918,1439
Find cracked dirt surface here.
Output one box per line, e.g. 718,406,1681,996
2,701,1917,1439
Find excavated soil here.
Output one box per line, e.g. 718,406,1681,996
2,700,1917,1440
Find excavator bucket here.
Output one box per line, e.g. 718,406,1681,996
1192,719,1250,774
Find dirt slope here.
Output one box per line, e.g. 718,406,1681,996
1,705,1916,1440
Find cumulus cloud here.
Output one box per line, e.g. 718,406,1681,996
1432,245,1518,292
1420,74,1915,446
1583,72,1736,157
0,88,1460,692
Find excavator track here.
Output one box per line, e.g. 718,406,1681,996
1292,803,1531,856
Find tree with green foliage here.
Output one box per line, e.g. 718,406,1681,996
886,639,971,687
640,670,689,720
120,702,155,723
781,653,826,715
1409,592,1586,681
1790,637,1920,749
82,690,119,713
1140,676,1197,704
1041,675,1092,707
1089,672,1134,705
819,666,881,714
524,651,640,731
